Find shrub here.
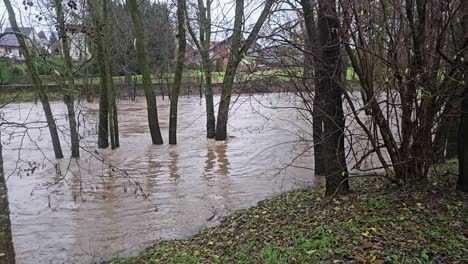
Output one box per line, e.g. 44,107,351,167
0,60,12,85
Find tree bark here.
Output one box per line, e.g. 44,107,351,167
301,0,326,176
458,88,468,192
186,0,216,138
457,0,468,192
169,0,187,145
215,0,274,140
316,0,349,196
55,0,80,158
103,0,119,149
0,129,15,263
89,0,109,148
127,0,164,144
4,0,64,159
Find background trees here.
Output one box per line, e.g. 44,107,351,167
109,1,175,76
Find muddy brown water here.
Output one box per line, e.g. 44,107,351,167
1,93,327,264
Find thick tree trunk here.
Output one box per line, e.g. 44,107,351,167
203,58,216,138
301,0,326,176
317,0,349,196
215,64,238,140
0,129,15,263
103,0,119,149
458,88,468,192
199,0,215,138
186,0,216,138
4,0,64,159
89,0,109,149
127,0,163,144
457,0,468,192
55,0,80,158
312,95,325,175
169,0,187,145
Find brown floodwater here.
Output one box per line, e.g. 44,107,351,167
1,93,323,264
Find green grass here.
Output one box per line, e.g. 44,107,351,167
107,176,467,264
36,70,226,86
6,65,360,87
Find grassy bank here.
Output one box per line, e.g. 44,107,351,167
107,177,467,264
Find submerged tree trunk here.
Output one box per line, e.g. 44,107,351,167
317,0,349,196
89,0,118,149
103,0,119,149
169,0,187,145
127,0,163,144
202,2,216,139
4,0,64,159
89,0,109,148
215,0,274,140
186,0,216,138
55,0,80,158
0,129,15,263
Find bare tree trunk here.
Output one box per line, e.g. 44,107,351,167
133,75,138,101
301,0,325,175
103,0,119,149
215,0,274,140
317,0,349,196
186,0,215,138
127,0,164,144
458,88,468,192
0,129,15,263
55,0,79,158
89,0,109,148
457,1,468,192
169,0,187,145
4,0,64,159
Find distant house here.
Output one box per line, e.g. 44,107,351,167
0,27,42,59
64,24,91,62
185,46,202,65
0,31,21,59
209,36,262,71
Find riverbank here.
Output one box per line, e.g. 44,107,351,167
107,175,467,264
0,79,363,104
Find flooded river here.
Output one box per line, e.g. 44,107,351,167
1,94,321,263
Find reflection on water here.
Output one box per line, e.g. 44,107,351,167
1,94,317,263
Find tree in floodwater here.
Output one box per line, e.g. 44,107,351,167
127,0,164,144
186,0,216,138
3,0,64,159
315,0,349,195
169,0,187,145
215,0,274,141
88,0,119,149
54,0,80,157
0,129,15,264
